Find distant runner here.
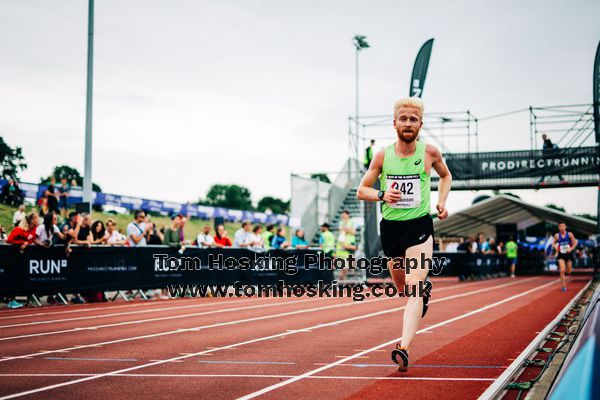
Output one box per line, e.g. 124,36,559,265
553,222,577,291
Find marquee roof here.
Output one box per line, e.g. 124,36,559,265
433,195,597,238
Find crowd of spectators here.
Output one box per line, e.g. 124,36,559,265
0,178,24,207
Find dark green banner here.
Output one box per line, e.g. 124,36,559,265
409,38,434,98
594,40,600,142
445,146,600,180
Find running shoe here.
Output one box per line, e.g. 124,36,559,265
7,300,23,309
422,279,432,318
391,344,409,372
561,287,567,292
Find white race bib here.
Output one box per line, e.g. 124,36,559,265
386,174,421,209
559,244,570,254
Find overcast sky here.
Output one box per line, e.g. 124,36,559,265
1,0,599,215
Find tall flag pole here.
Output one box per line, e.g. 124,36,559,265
352,35,370,168
83,0,94,210
410,38,434,98
593,39,600,238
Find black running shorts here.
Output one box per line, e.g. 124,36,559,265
380,214,434,258
556,252,574,262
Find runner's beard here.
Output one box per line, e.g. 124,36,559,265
398,129,419,143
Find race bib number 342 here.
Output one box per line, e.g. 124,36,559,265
386,174,421,209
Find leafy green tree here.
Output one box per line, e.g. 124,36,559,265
545,203,566,212
0,137,27,179
41,165,102,192
257,196,290,214
575,213,596,221
310,173,331,183
202,184,253,210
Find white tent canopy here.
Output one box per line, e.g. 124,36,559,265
434,195,597,238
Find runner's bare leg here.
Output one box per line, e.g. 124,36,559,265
400,236,432,350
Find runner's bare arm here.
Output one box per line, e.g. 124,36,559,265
356,149,400,203
429,145,452,219
569,232,578,252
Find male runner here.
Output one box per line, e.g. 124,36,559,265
553,222,577,291
357,97,452,372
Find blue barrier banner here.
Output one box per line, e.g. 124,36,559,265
0,179,289,225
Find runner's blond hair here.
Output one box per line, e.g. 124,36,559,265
394,97,424,119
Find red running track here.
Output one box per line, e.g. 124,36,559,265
0,275,589,400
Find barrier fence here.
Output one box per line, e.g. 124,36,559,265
0,245,554,297
0,246,331,296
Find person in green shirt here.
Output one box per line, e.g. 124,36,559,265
163,214,182,247
505,237,518,278
319,223,335,256
364,139,375,170
357,97,452,373
336,231,357,281
261,224,275,250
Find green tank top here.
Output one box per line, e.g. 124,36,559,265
506,241,518,258
380,141,430,221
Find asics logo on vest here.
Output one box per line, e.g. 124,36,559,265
414,159,422,165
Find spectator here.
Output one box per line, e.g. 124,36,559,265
90,220,107,245
245,225,264,250
233,221,252,247
44,177,60,215
291,229,309,249
364,139,375,170
7,211,39,252
145,217,163,245
339,210,355,235
13,204,25,227
38,196,49,218
58,178,69,216
261,224,275,250
271,227,291,249
127,210,151,247
164,215,182,247
336,230,357,281
75,213,93,245
177,216,186,243
196,225,215,248
0,178,23,206
538,133,565,184
61,211,81,253
456,237,468,252
213,224,232,247
477,232,488,253
487,237,498,255
104,219,127,246
319,223,335,256
0,225,8,243
35,212,66,247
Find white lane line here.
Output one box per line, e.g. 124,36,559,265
0,298,263,328
0,280,476,362
236,278,559,400
0,278,537,399
0,295,391,363
0,279,480,338
0,373,494,381
0,299,207,320
0,298,324,341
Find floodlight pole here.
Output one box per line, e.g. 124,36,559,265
83,0,94,211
